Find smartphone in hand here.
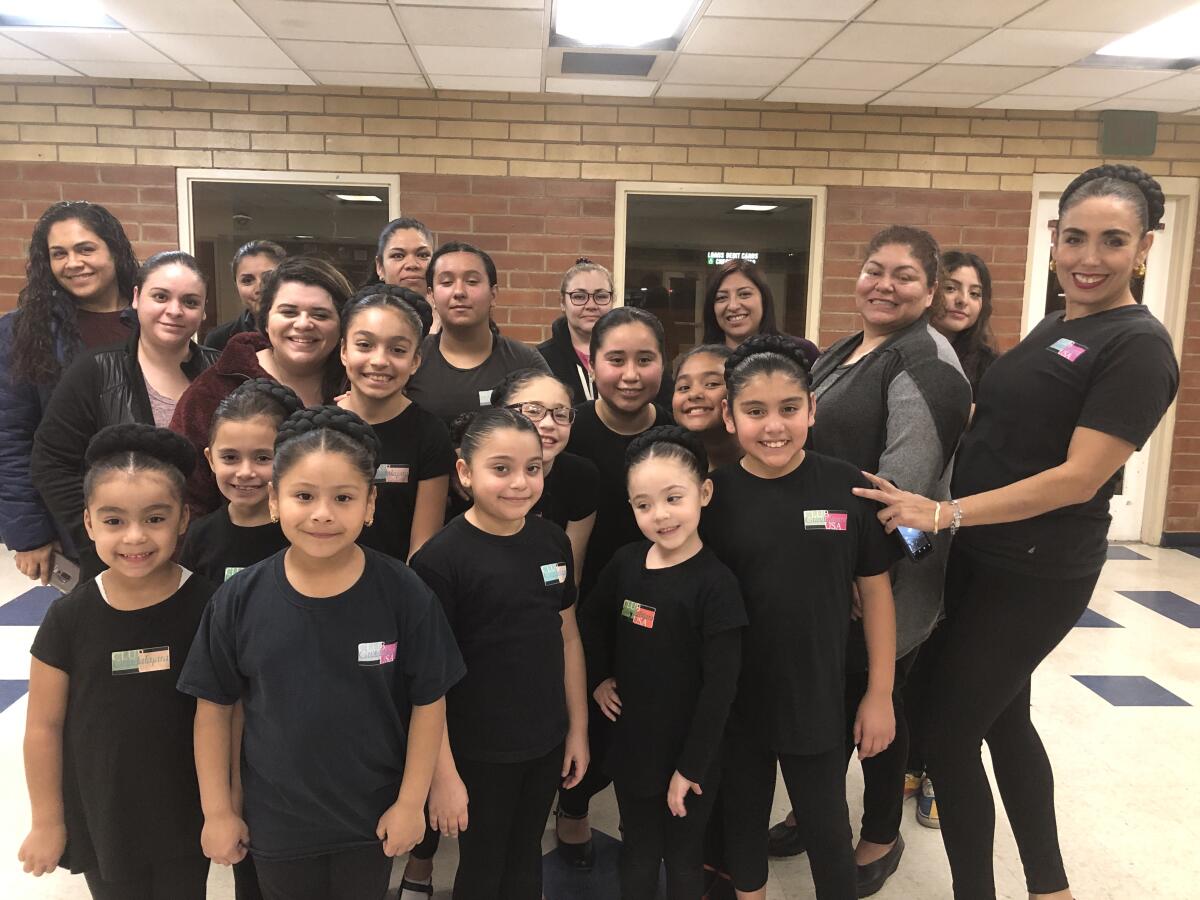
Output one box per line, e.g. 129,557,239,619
896,526,934,563
49,553,80,593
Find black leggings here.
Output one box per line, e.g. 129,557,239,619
721,731,854,899
453,743,563,900
254,844,393,900
615,776,718,900
83,855,209,900
233,854,264,900
923,547,1099,899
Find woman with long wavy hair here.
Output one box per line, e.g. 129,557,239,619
0,201,138,584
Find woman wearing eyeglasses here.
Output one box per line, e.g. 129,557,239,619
538,258,618,405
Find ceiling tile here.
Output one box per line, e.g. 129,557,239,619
394,0,541,7
2,29,172,63
311,71,427,87
0,34,48,59
415,45,541,76
858,0,1041,26
783,59,926,91
237,0,405,43
63,60,199,79
1010,0,1196,32
1121,72,1200,100
765,86,884,104
104,0,265,36
279,40,419,73
139,34,296,67
975,94,1092,110
397,7,542,48
872,91,995,107
816,23,988,64
946,29,1121,66
0,58,77,75
655,84,767,99
704,0,870,19
189,65,314,85
666,54,799,86
1012,66,1175,97
1086,97,1198,112
547,77,656,97
899,64,1054,93
428,74,540,91
685,18,842,57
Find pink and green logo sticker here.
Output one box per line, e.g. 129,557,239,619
1049,338,1087,361
358,641,398,666
804,509,848,531
111,646,170,675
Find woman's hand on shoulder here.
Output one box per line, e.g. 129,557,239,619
18,823,66,876
201,811,249,866
852,471,937,533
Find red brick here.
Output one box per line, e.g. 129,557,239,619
511,196,578,217
504,324,545,342
471,175,544,197
437,193,508,215
965,191,1029,210
98,165,174,186
472,214,544,235
141,224,179,242
545,216,609,235
491,252,544,271
581,199,615,218
861,205,930,226
138,186,176,205
21,162,99,184
544,179,612,198
930,207,996,227
420,213,471,234
509,234,580,253
961,227,1029,246
826,224,886,242
0,181,63,202
895,189,966,208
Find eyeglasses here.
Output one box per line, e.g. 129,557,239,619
565,289,614,307
506,402,576,425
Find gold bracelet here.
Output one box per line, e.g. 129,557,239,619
933,501,941,535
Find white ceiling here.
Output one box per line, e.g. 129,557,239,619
0,0,1196,114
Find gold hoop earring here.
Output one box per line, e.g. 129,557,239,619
270,513,278,524
1135,262,1147,278
1048,258,1056,273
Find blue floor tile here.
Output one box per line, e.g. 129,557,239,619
544,830,629,900
1106,545,1148,560
1118,590,1200,628
1178,546,1200,561
1073,675,1190,707
0,585,58,626
1076,608,1122,628
0,679,28,714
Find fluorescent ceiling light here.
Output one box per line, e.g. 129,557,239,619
0,0,118,27
1097,3,1200,60
734,204,779,212
332,193,383,203
555,0,698,48
294,234,316,240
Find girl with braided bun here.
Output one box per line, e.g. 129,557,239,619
855,166,1180,900
699,334,898,900
20,423,215,899
581,425,746,899
179,405,464,900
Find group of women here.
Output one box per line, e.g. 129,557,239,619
0,162,1180,900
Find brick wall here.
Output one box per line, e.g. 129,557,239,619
1166,224,1200,534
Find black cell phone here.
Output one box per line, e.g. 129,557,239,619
896,526,934,562
49,552,80,593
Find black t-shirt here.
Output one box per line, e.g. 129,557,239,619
532,451,600,530
410,514,576,763
582,542,746,796
565,401,673,597
179,506,289,584
700,453,897,754
178,548,465,860
358,402,455,561
954,306,1178,578
31,572,215,880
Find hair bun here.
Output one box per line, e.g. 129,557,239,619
85,423,197,477
727,333,813,376
231,377,304,417
625,424,709,474
575,256,592,266
1061,163,1166,231
276,404,382,465
449,411,477,447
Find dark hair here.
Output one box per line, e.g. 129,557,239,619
208,377,303,445
83,423,196,505
273,405,381,485
589,306,667,363
560,256,614,295
938,250,998,389
625,424,708,483
231,239,286,274
701,259,780,344
11,200,139,384
453,407,540,464
725,333,813,403
864,225,941,290
1058,164,1165,235
674,342,732,377
490,367,572,408
341,284,430,342
427,241,498,289
136,250,208,292
376,217,433,262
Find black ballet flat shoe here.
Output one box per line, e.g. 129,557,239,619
767,819,806,858
855,832,905,898
553,808,595,870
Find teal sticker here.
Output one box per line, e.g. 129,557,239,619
223,566,244,582
541,562,567,585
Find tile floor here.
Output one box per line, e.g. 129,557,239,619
0,542,1196,899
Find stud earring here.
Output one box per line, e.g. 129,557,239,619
1048,258,1056,273
1135,261,1147,278
270,513,278,524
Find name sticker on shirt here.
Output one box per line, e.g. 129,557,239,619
374,464,410,484
1048,337,1087,362
111,646,170,675
358,641,398,666
479,390,493,407
223,566,243,582
804,509,848,531
541,562,568,585
621,599,656,629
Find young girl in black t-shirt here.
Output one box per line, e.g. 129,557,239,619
700,335,898,900
21,424,215,900
337,287,453,561
583,426,746,900
180,406,464,900
410,408,589,900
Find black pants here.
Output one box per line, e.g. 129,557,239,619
903,644,934,774
409,821,439,862
254,845,393,900
721,731,854,899
233,854,264,900
556,706,610,818
84,855,209,900
453,743,563,900
923,547,1099,899
615,777,717,900
842,646,919,845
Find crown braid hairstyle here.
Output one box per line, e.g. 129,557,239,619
209,378,303,444
452,407,540,464
489,367,572,409
1059,164,1166,234
625,424,708,483
83,423,197,504
273,405,381,484
342,283,432,340
725,333,813,403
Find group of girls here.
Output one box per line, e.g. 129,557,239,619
5,161,1183,900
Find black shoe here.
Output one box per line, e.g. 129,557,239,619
767,819,806,857
856,833,905,898
553,808,595,870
